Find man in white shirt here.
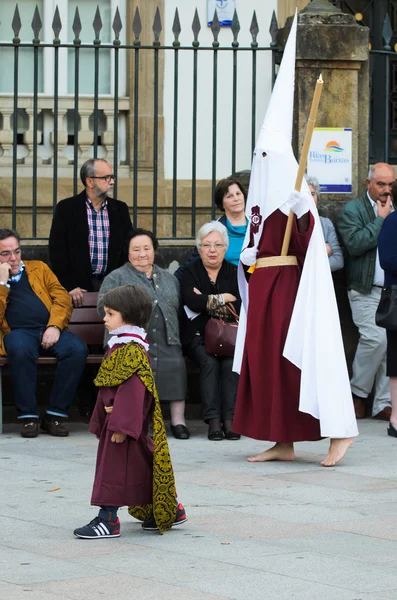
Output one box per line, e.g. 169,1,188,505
337,163,395,420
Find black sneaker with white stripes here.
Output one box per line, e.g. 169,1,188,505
74,517,120,539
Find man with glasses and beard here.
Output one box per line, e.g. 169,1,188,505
337,162,396,421
49,159,134,308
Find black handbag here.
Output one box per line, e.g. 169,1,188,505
375,285,397,330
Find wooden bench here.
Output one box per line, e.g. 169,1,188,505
0,292,104,433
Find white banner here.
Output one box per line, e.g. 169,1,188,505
207,0,236,26
307,128,352,193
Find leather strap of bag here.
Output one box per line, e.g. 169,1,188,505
225,302,239,323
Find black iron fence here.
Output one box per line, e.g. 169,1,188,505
0,4,279,240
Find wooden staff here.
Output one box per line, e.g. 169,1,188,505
280,74,324,256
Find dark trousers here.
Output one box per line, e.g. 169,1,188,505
186,335,239,423
4,328,88,418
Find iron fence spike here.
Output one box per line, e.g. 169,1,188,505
12,4,22,38
250,10,259,43
211,10,220,43
52,5,62,40
192,7,201,41
153,6,162,42
231,9,240,42
72,7,82,40
132,7,142,39
383,14,393,49
172,7,181,40
32,5,43,41
113,6,122,40
269,10,278,47
93,5,103,40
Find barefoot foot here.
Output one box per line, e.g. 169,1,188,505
320,438,354,467
247,443,295,463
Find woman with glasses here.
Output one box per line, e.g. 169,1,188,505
175,178,248,280
98,229,189,439
179,221,241,441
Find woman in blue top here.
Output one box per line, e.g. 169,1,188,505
175,178,247,279
214,178,248,265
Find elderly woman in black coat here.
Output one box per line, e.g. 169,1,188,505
180,221,241,441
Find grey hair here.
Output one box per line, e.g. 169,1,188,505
306,175,320,199
367,165,376,179
196,220,229,251
80,159,109,187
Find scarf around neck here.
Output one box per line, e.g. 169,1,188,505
107,325,149,351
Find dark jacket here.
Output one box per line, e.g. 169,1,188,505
378,210,397,286
179,257,241,347
48,190,134,291
336,195,383,294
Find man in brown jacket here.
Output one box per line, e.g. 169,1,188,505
0,229,88,438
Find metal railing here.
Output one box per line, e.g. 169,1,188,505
0,4,279,240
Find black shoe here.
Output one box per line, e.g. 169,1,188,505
20,419,39,438
208,430,224,441
388,422,397,438
170,424,190,439
40,414,69,437
222,419,241,440
224,430,241,440
142,503,187,531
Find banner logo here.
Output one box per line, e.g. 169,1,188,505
325,140,344,153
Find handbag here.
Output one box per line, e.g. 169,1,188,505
204,303,239,357
375,285,397,330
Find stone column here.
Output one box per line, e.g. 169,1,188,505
50,108,69,167
24,109,43,167
279,6,369,206
0,109,14,166
127,0,165,175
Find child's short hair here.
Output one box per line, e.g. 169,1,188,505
102,285,152,329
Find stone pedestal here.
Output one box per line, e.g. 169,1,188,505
279,10,370,212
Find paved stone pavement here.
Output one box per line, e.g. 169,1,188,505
1,418,397,600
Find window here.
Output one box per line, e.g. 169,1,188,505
0,0,126,96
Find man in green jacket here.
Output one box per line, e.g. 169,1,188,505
337,163,395,421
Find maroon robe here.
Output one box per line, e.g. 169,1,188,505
89,344,154,507
233,209,321,443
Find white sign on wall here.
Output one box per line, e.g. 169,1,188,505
307,128,352,194
207,0,236,26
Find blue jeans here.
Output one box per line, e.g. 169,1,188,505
4,328,88,418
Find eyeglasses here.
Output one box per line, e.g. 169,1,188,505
0,248,21,259
200,243,226,251
89,174,116,183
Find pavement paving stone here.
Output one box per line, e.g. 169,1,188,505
1,419,397,598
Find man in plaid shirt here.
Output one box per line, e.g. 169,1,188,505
49,159,134,308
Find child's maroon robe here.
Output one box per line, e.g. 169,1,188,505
233,209,321,442
89,344,154,507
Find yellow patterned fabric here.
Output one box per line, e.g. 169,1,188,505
94,342,177,534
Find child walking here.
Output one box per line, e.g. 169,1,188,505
74,285,187,539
